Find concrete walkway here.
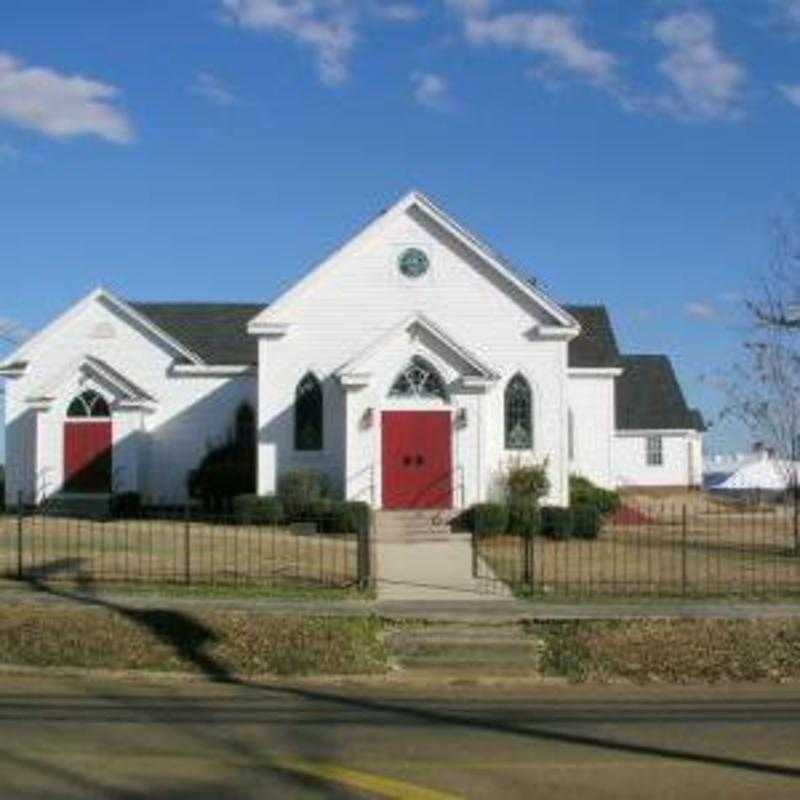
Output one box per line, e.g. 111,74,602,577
374,533,512,601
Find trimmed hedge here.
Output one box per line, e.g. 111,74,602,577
234,494,284,525
278,469,333,520
318,501,371,534
540,506,573,540
571,504,602,539
468,503,510,535
110,492,142,519
507,501,540,538
569,475,620,516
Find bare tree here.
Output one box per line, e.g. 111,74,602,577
718,203,800,466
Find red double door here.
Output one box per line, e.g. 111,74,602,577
382,411,452,510
63,422,112,493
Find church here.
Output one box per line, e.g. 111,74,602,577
2,191,704,510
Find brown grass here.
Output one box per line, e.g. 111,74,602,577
0,606,387,676
0,515,358,589
480,504,800,598
536,618,800,683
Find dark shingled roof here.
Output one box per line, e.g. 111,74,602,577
616,355,702,431
129,302,265,365
563,305,621,368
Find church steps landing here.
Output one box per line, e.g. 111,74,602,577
374,510,458,542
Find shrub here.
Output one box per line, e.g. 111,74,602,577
468,503,510,535
571,504,602,539
507,501,541,537
110,492,142,519
278,469,333,520
569,475,620,516
505,461,550,505
188,442,255,512
540,506,574,540
319,501,371,534
234,494,284,525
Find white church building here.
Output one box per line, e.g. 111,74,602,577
2,191,704,510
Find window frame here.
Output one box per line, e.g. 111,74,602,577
646,434,664,467
504,373,533,451
294,373,324,452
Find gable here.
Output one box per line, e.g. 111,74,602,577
250,190,579,334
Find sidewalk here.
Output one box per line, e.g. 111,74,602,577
2,584,800,623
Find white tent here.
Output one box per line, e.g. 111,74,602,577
712,456,798,492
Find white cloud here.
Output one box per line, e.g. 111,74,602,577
370,2,422,22
685,301,719,320
464,12,617,87
0,315,30,344
778,82,800,107
190,72,238,106
651,11,746,121
412,71,451,110
777,0,800,29
444,0,491,16
0,53,132,143
220,0,358,86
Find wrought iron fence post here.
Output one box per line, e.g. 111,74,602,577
522,532,532,587
681,504,688,597
471,528,479,579
16,491,23,580
526,534,535,594
183,503,191,585
357,514,371,591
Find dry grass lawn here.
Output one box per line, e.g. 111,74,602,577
0,515,359,589
480,504,800,598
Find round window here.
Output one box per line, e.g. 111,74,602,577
398,248,429,279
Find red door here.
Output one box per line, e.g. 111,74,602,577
64,422,112,493
382,411,452,509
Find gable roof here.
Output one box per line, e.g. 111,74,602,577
250,190,580,332
564,306,621,369
129,303,265,365
616,355,703,431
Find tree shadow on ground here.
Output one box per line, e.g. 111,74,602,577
9,560,800,788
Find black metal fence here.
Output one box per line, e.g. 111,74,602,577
1,507,373,591
474,500,800,598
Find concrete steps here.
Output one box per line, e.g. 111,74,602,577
385,623,541,675
374,510,456,543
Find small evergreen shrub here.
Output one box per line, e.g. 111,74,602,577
233,494,284,525
571,504,602,539
110,492,142,519
278,469,333,520
319,501,371,534
507,501,541,537
469,503,510,535
569,475,620,515
540,506,574,540
505,461,550,505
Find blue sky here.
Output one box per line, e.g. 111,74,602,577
2,0,800,458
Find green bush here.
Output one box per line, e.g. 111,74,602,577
278,469,333,520
507,500,540,537
571,504,602,539
505,462,550,505
188,442,255,511
110,492,142,519
234,494,284,525
569,475,620,515
540,506,574,540
319,501,371,534
469,503,510,535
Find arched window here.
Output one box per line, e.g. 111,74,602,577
389,357,448,401
295,373,323,451
67,390,110,419
235,403,256,448
505,374,532,450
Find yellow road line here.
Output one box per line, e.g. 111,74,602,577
275,759,463,800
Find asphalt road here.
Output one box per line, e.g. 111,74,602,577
1,674,799,799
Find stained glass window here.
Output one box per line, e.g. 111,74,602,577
389,357,447,400
295,373,323,451
505,374,532,449
67,390,110,418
